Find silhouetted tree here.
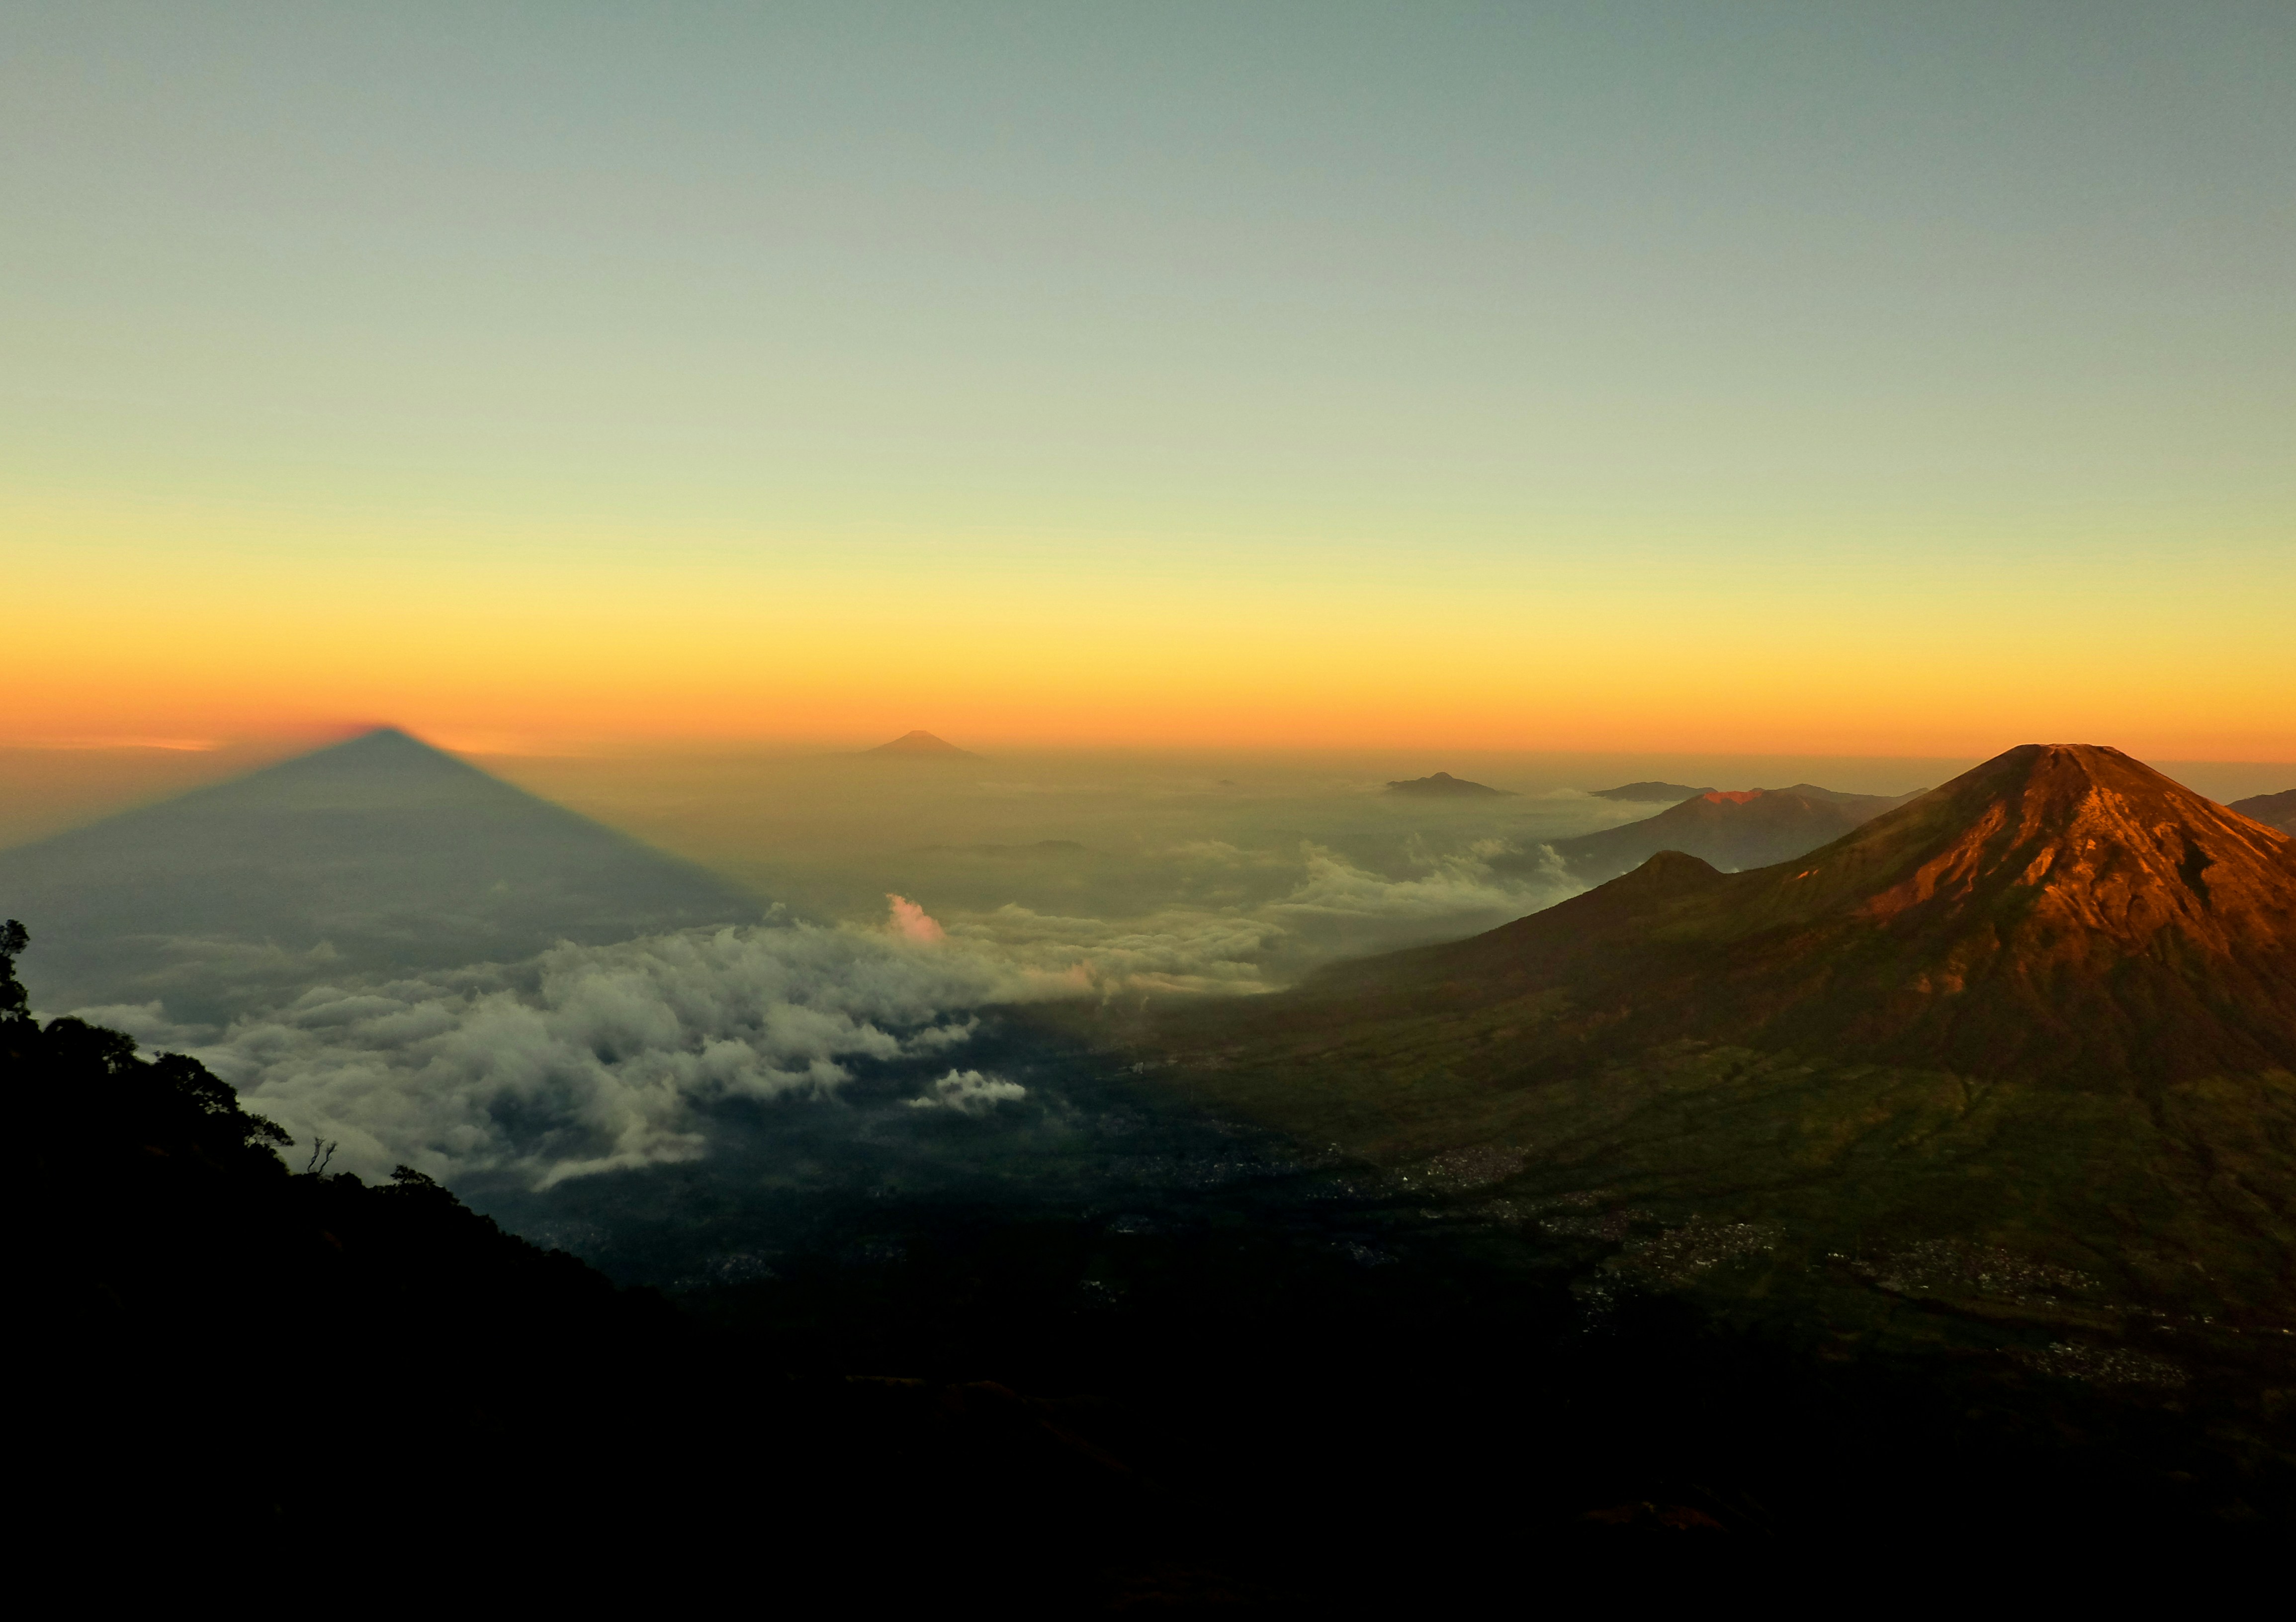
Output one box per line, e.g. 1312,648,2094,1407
0,918,28,1021
1,920,31,1083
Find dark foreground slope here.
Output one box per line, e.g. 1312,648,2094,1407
1135,746,2296,1328
0,728,763,1025
13,912,2290,1580
5,922,1167,1598
1535,781,1923,884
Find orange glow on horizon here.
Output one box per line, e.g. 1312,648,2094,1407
8,9,2290,777
9,496,2291,765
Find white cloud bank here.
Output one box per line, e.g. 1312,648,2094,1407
77,839,1580,1191
175,919,1043,1189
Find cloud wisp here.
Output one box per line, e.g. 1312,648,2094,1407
908,1068,1029,1113
937,836,1580,994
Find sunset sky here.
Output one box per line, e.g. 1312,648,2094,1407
7,3,2291,759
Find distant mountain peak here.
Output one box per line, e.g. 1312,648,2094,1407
1385,772,1514,798
1545,780,1920,885
1589,781,1714,803
862,730,979,759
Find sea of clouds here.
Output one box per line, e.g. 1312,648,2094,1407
74,837,1581,1188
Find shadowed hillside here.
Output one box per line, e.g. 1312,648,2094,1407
3,919,1192,1596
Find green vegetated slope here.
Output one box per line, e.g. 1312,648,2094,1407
1168,1022,2292,1330
1141,745,2296,1345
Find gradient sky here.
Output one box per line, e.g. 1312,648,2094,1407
6,2,2292,757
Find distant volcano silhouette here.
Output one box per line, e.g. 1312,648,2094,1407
1537,781,1923,883
1384,772,1511,798
1587,781,1714,803
862,730,979,759
0,727,764,1025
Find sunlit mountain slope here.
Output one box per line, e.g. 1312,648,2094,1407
1137,746,2296,1323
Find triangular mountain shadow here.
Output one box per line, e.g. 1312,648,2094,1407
0,728,767,1027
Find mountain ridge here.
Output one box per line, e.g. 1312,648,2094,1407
1534,781,1923,884
1125,744,2296,1322
2229,788,2296,835
1586,781,1712,803
1333,744,2296,1082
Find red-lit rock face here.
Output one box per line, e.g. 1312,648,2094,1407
1701,789,1765,804
1314,744,2296,1084
1846,745,2292,958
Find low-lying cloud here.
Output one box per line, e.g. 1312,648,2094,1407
140,920,1041,1188
65,836,1582,1191
933,838,1578,995
1274,838,1569,922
